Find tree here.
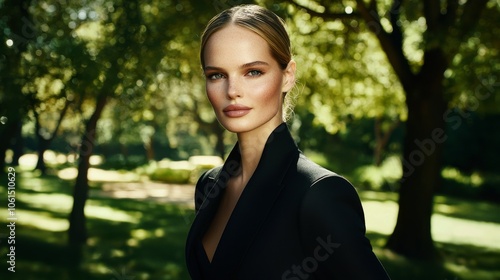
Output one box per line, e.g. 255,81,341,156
0,0,33,171
31,91,71,174
22,54,75,174
65,0,224,246
281,0,495,259
67,0,149,246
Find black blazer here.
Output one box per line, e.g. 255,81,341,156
185,123,390,279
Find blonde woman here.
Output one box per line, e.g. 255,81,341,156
185,4,390,279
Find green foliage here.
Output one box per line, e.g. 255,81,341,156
149,165,193,184
99,154,148,170
145,156,222,184
443,112,500,174
282,4,407,134
2,0,496,169
354,155,401,191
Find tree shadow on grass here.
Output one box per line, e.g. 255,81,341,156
367,232,500,280
0,202,194,280
83,197,194,279
2,169,500,280
366,232,458,280
433,195,500,224
0,170,195,280
360,190,500,224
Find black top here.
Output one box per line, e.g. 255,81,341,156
185,123,390,279
194,238,213,279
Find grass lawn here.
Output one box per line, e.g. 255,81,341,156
0,165,499,279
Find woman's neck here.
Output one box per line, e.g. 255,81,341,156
234,121,283,187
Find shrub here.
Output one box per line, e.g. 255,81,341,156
149,167,192,184
147,156,222,184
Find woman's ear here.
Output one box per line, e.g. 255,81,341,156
282,60,296,93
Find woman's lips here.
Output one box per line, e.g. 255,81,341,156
223,104,252,117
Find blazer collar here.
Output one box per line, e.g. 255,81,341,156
186,123,299,278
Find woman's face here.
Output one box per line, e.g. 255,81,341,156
203,24,295,134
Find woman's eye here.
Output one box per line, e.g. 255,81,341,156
207,73,225,80
247,70,262,77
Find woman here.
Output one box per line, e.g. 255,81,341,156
185,4,390,279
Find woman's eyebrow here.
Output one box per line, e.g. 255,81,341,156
203,66,223,72
204,61,269,72
240,61,269,68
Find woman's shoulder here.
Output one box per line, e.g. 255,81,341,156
203,165,223,180
295,153,346,186
195,166,222,189
294,153,361,206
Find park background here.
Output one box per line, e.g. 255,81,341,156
0,0,499,279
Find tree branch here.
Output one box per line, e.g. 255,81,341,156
423,0,441,31
355,0,381,33
356,0,414,90
51,91,72,140
457,0,489,41
445,0,489,59
285,0,415,91
389,0,404,50
444,0,459,26
368,0,378,16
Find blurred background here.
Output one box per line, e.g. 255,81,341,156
0,0,499,279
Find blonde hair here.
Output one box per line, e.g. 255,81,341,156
200,4,296,121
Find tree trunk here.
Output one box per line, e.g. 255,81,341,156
34,138,49,174
145,135,155,161
0,120,18,171
120,142,129,163
33,93,71,174
385,49,448,260
11,121,23,166
374,117,399,166
0,0,31,171
68,93,108,246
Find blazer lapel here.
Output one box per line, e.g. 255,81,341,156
185,149,240,278
210,123,300,277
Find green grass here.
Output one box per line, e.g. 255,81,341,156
0,167,193,280
0,166,499,279
360,191,500,280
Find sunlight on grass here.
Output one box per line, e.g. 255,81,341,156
363,200,399,235
85,203,141,223
434,196,500,224
58,167,141,182
18,193,73,212
0,191,73,231
86,262,113,276
442,167,484,187
432,215,500,249
17,153,38,169
131,228,149,240
0,209,68,231
17,151,103,167
2,162,498,280
361,192,500,250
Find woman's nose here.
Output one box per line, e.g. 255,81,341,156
226,78,241,99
